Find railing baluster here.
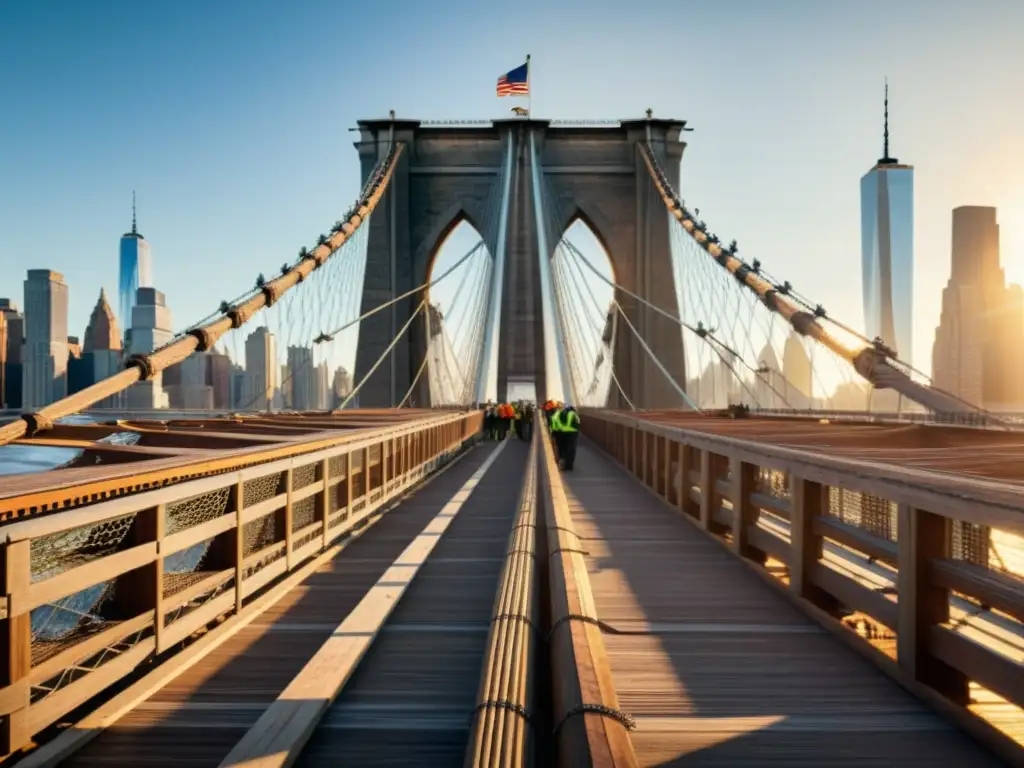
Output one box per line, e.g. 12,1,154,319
897,505,970,704
283,468,295,570
789,477,823,602
731,459,762,563
0,540,31,754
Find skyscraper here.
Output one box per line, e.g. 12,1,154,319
933,207,1024,409
861,82,914,366
118,192,153,336
0,300,24,408
126,287,172,409
242,327,277,411
79,289,124,409
22,270,69,409
287,346,316,410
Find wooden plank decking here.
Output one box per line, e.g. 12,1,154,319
561,440,1007,767
59,439,525,767
294,438,529,766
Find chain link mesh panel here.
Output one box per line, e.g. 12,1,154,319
165,488,231,536
755,468,790,503
291,497,317,532
244,473,284,507
827,488,897,542
292,463,317,490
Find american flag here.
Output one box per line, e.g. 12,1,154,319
497,62,529,97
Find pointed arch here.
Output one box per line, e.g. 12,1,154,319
557,200,618,281
414,201,489,282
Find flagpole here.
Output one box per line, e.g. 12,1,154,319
526,54,531,117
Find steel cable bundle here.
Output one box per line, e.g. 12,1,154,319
465,427,539,768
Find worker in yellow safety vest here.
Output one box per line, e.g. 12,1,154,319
550,405,580,471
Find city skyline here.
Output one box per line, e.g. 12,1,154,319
2,1,1024,382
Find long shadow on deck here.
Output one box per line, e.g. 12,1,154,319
61,444,500,768
559,439,1006,767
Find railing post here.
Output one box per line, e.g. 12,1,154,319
699,450,722,531
790,477,825,603
363,446,372,499
234,479,245,613
112,505,165,648
283,468,294,570
678,441,693,517
320,458,331,550
897,505,969,704
345,452,354,514
731,459,763,563
0,540,31,754
640,430,649,483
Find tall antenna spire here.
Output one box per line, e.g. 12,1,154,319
879,78,897,165
880,78,888,160
131,189,137,235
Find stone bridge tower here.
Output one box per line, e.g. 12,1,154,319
353,117,688,409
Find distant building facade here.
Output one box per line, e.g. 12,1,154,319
861,84,914,366
126,287,172,409
933,206,1024,410
77,289,125,408
22,270,69,409
242,327,277,411
287,346,316,410
118,195,153,337
0,300,24,408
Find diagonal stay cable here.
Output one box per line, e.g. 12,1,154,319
614,300,700,411
318,241,484,342
336,299,428,411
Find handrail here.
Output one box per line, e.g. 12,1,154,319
0,410,474,521
0,411,481,756
538,415,639,767
584,410,1024,534
580,409,1024,765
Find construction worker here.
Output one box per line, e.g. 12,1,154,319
484,402,497,441
497,402,511,440
519,401,533,441
551,404,580,470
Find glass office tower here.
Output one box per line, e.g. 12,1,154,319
861,84,914,364
118,193,153,336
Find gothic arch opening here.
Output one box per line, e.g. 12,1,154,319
427,218,491,406
552,217,616,406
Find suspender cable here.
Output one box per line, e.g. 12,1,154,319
400,304,432,408
529,130,572,402
614,301,699,411
318,241,484,342
475,130,516,403
336,299,426,412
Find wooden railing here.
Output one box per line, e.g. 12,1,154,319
581,409,1024,759
0,410,482,755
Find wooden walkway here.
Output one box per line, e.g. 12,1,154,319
61,439,529,767
294,438,529,766
561,439,1007,767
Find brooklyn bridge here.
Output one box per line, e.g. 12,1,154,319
0,115,1022,767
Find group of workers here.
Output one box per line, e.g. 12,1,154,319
480,399,581,470
483,401,536,442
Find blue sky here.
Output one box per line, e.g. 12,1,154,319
3,0,1024,384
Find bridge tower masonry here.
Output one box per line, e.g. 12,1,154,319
353,116,688,409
